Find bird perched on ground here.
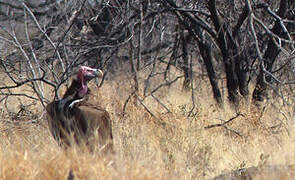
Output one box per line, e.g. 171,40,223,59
46,66,113,153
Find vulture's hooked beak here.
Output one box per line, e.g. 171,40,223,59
94,69,104,79
93,69,104,87
84,68,104,82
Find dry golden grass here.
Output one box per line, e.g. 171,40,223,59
1,70,295,180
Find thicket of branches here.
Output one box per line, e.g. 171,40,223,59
0,0,294,115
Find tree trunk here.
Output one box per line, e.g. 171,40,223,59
137,0,144,70
197,39,223,105
181,29,192,90
236,51,250,98
252,0,290,103
165,24,180,80
208,0,240,105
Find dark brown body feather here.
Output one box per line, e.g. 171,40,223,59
46,79,113,153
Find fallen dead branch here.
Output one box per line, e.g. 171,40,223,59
204,113,245,137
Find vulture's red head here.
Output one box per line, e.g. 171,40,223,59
76,66,103,98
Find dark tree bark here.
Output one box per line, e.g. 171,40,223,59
233,4,250,98
208,0,240,105
165,24,180,80
252,0,293,102
236,51,250,97
162,0,224,105
181,29,192,90
137,0,144,71
197,38,223,105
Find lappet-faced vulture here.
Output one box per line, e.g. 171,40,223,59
46,66,113,153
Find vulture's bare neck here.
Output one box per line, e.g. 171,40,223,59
63,79,90,99
62,79,92,109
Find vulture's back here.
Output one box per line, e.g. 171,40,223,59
73,102,113,148
45,97,113,152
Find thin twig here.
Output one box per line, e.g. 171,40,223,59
204,113,245,129
0,61,47,90
136,95,167,127
147,75,184,96
151,93,171,113
223,126,244,137
52,0,88,58
122,90,137,117
0,92,39,101
22,2,65,77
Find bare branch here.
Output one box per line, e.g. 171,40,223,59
52,0,88,59
0,92,39,101
147,75,183,96
22,2,65,76
0,60,47,90
205,113,244,129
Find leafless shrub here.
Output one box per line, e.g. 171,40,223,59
0,0,294,118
